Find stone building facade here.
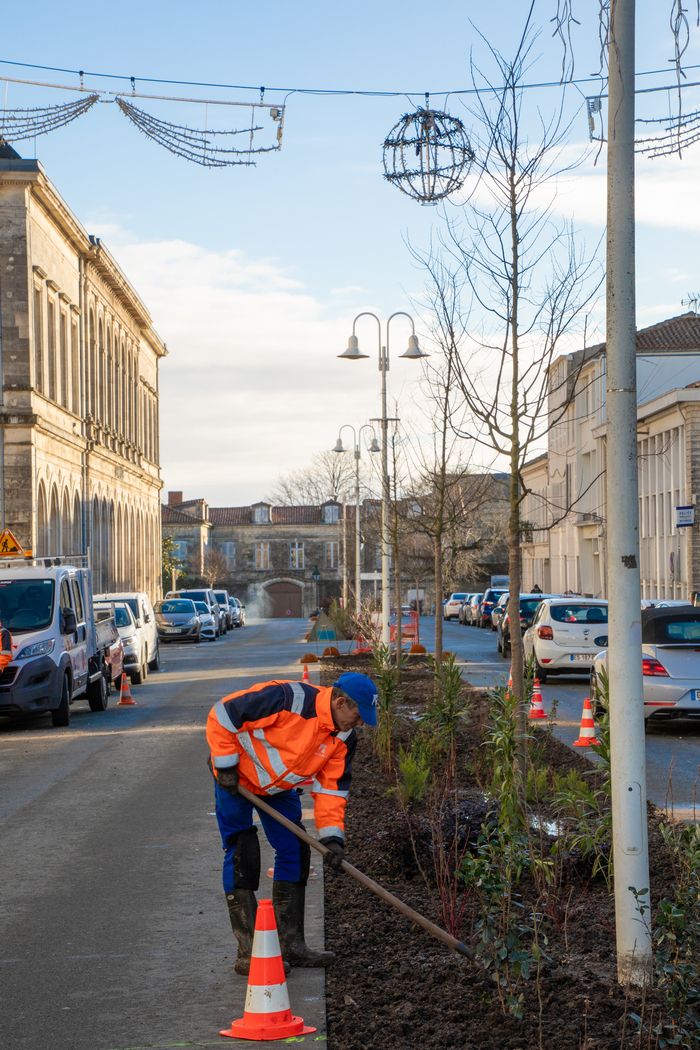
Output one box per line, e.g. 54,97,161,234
520,314,700,599
162,492,348,617
0,149,166,596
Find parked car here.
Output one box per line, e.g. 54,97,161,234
465,592,484,625
591,605,700,724
167,588,223,636
0,561,121,726
523,598,609,681
194,601,217,641
94,600,149,685
93,591,160,671
490,592,510,633
213,589,233,631
498,594,557,658
155,598,201,644
93,607,125,687
443,592,469,621
228,596,246,627
458,594,475,625
478,588,509,628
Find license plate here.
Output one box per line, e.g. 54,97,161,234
693,691,700,702
569,653,591,662
163,627,181,634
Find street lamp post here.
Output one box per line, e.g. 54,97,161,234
333,425,380,616
338,312,427,645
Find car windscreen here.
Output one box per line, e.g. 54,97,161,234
520,598,543,618
0,578,54,632
644,614,700,644
194,602,209,614
550,604,608,624
158,600,195,614
112,607,131,627
182,591,208,603
214,592,227,602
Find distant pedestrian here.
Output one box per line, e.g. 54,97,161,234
0,622,12,672
206,671,378,974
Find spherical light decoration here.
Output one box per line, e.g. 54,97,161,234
382,107,475,204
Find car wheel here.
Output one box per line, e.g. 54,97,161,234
88,670,109,712
131,664,144,685
51,674,71,727
535,661,548,684
497,634,502,654
502,638,510,659
148,644,161,672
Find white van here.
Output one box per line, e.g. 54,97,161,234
93,591,160,673
0,560,114,726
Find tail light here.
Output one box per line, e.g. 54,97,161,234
642,657,669,677
537,625,554,640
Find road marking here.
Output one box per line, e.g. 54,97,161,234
0,724,204,744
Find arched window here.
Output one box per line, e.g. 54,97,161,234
49,485,61,555
97,319,105,424
36,482,48,557
72,491,82,556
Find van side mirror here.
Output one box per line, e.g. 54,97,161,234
144,613,151,623
135,618,143,628
61,608,77,635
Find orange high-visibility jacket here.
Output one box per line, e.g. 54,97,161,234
206,680,356,842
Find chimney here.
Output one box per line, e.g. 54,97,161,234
168,491,183,506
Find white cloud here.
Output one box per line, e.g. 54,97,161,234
96,227,428,505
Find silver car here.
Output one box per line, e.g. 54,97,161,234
591,605,700,724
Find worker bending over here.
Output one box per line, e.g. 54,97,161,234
206,672,377,974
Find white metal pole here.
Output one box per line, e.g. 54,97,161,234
380,345,391,646
341,502,348,609
354,446,362,616
605,0,652,986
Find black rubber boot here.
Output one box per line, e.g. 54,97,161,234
272,880,335,968
225,889,257,975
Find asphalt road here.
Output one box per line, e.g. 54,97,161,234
436,615,700,819
0,619,325,1050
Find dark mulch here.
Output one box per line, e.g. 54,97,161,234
320,660,677,1050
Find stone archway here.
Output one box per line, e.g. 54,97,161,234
264,579,304,618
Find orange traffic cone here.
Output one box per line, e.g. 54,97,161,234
573,696,600,747
220,899,316,1041
528,677,547,720
301,664,310,683
117,672,136,707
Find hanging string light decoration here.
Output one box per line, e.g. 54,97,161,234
115,97,285,167
382,99,475,204
0,94,99,143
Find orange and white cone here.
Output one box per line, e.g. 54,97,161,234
301,664,310,683
573,696,600,747
528,677,547,720
220,898,316,1041
507,666,513,695
117,672,136,707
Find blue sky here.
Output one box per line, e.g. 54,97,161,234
3,2,700,503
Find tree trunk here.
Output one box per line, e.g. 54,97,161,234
434,535,443,661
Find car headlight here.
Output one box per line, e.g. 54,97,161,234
122,634,137,646
187,617,199,626
16,638,56,660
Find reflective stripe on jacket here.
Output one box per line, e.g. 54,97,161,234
206,680,356,842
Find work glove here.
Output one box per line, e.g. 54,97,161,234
217,767,240,794
320,836,345,872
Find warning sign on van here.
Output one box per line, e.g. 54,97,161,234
0,529,26,556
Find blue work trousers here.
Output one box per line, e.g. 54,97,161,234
214,782,305,892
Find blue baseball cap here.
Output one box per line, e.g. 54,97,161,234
333,672,379,726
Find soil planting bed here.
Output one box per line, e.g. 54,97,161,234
320,658,681,1050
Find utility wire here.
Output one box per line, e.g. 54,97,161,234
2,55,700,100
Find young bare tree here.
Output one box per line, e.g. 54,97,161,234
199,547,232,588
415,41,601,740
267,450,358,506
